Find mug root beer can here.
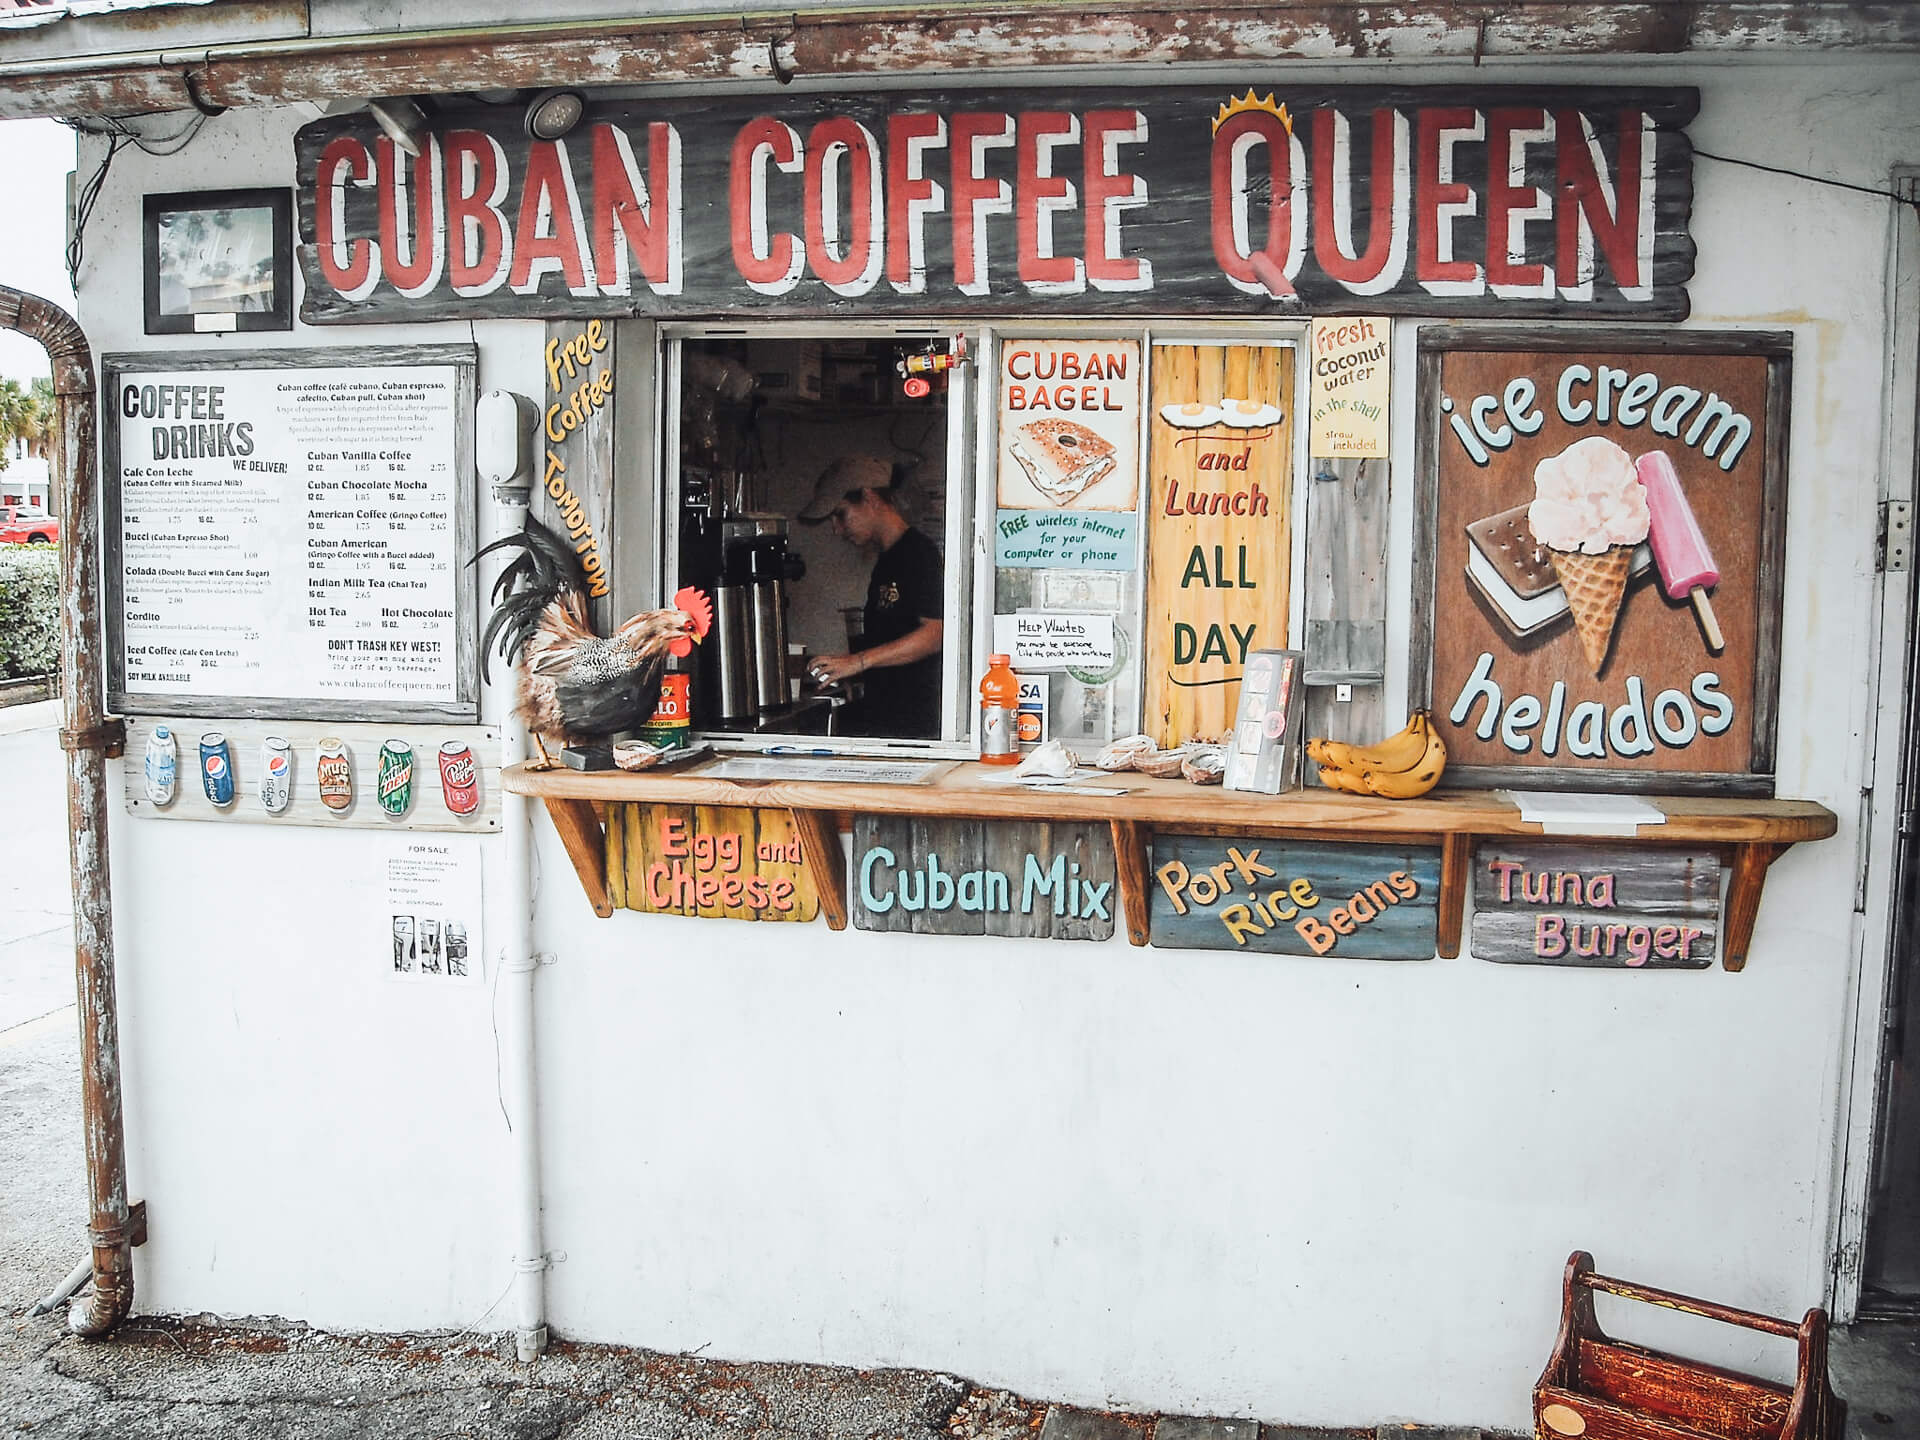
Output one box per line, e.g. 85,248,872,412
377,740,414,816
317,738,353,812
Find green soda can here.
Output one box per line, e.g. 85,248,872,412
377,739,414,815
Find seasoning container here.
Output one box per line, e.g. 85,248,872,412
980,653,1020,765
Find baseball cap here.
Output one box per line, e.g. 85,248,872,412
798,454,894,522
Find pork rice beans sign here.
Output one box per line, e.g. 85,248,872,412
294,86,1695,322
1412,327,1789,794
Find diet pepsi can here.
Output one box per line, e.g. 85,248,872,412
260,737,292,814
391,915,414,973
317,738,353,812
445,922,468,977
438,741,478,815
418,917,442,974
199,732,234,808
144,724,177,805
377,740,414,816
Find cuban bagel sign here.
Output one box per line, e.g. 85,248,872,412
294,85,1696,323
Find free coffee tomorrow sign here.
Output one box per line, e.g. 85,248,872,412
294,86,1695,322
1411,327,1789,793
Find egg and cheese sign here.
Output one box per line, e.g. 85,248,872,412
294,85,1695,323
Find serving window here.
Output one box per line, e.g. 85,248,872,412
656,321,1308,758
661,324,980,754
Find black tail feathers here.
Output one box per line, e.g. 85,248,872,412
471,519,590,683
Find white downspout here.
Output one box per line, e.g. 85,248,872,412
484,479,547,1363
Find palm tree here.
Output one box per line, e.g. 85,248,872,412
0,379,27,474
23,377,53,460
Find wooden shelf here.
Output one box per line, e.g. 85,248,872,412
504,761,1837,970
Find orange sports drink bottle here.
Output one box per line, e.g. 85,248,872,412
979,653,1020,765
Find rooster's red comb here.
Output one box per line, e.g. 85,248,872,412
673,586,713,640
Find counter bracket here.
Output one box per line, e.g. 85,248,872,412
541,797,613,919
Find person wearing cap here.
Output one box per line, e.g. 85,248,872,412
798,455,944,739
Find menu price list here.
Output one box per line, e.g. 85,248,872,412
117,366,462,706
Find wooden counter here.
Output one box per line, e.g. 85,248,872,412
503,761,1837,970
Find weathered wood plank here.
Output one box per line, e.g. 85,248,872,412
1722,842,1787,973
605,803,817,922
853,816,1115,941
122,717,501,832
292,88,1696,324
1302,454,1387,744
1150,835,1441,960
1471,842,1720,968
1144,342,1295,746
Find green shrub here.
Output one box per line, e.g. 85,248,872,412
0,543,59,679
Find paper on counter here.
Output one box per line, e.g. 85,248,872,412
1497,790,1667,836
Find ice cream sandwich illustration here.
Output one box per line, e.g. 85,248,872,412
1009,418,1118,504
1464,504,1654,643
1525,435,1651,673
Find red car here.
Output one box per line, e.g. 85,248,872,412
0,504,57,544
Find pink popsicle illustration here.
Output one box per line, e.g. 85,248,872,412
1635,450,1724,652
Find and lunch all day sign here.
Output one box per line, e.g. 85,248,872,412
295,86,1695,323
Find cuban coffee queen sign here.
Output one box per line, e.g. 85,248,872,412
294,86,1695,322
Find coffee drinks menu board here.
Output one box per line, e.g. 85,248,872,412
103,347,477,722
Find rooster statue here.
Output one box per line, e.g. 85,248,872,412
476,519,713,769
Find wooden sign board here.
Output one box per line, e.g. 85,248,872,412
1144,342,1296,745
853,816,1115,941
122,716,499,833
1150,836,1441,960
1471,841,1719,968
295,87,1696,323
1412,327,1789,794
605,803,819,922
537,319,616,633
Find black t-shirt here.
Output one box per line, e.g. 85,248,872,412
855,526,944,738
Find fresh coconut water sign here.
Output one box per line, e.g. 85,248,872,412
1412,330,1790,793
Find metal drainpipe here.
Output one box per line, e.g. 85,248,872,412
0,284,136,1337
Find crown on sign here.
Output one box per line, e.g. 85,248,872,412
1212,91,1293,136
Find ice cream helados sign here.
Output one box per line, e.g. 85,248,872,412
1442,359,1752,764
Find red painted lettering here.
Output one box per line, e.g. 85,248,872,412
950,112,1014,295
316,136,379,300
730,117,805,294
886,112,946,294
591,122,681,296
444,129,511,296
805,117,883,296
1016,111,1083,293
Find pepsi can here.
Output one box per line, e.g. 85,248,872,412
260,737,292,814
144,724,177,805
199,732,234,808
377,740,414,816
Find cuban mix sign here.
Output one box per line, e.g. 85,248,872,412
295,85,1696,322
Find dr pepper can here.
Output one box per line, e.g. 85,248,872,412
438,741,479,815
199,732,234,808
317,738,353,811
377,740,414,815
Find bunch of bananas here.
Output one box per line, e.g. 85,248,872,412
1307,711,1448,799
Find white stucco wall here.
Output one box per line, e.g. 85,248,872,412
81,55,1920,1430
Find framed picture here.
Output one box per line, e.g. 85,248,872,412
143,188,292,335
1410,326,1791,796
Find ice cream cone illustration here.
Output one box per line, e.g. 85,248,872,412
1527,436,1650,674
1548,545,1634,671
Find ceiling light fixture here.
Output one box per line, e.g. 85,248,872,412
524,89,587,142
366,97,431,158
